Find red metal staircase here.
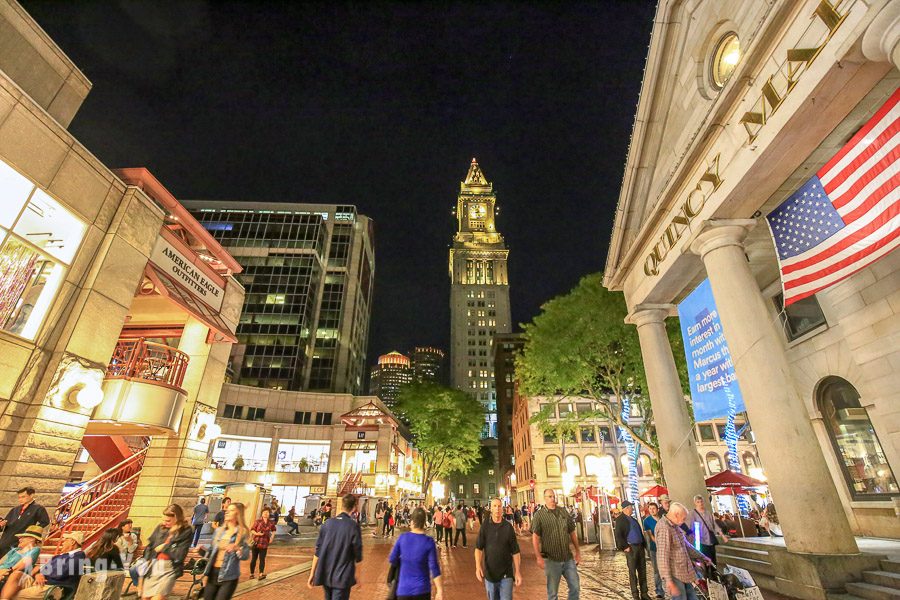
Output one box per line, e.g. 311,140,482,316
337,471,363,496
46,445,149,552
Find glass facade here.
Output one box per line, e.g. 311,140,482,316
189,203,373,393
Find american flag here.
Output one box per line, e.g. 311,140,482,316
767,87,900,306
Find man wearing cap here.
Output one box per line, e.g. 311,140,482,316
0,525,42,594
9,531,86,599
614,501,649,600
0,488,49,558
657,495,671,517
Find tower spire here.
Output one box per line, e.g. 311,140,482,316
464,157,487,185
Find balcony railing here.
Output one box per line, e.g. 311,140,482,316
106,338,189,392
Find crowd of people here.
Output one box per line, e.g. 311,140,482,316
0,483,781,600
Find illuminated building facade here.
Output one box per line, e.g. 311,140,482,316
493,333,523,481
448,159,512,438
186,202,374,395
0,0,245,543
410,346,445,384
368,351,413,410
604,0,900,596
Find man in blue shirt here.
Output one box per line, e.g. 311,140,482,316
307,494,363,600
614,501,649,600
10,531,85,598
642,502,665,598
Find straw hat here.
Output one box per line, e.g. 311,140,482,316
62,532,84,546
16,525,44,541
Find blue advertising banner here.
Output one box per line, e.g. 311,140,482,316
677,279,745,421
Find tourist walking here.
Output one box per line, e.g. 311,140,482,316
383,504,394,538
614,501,649,600
3,530,83,599
139,504,193,600
531,489,580,600
192,498,210,547
475,498,521,600
453,504,467,548
117,519,140,568
642,503,665,598
249,507,276,580
686,496,727,562
0,488,49,557
307,494,363,600
388,507,444,600
204,501,251,600
655,502,712,600
441,508,453,551
213,497,231,530
434,506,444,544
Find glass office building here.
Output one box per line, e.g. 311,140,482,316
186,202,374,394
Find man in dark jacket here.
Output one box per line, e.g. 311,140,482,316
307,494,363,600
615,501,650,600
0,487,50,557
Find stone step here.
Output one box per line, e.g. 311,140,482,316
845,582,900,600
717,553,775,577
864,572,900,590
719,544,771,560
883,562,900,575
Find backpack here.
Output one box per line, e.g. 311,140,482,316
443,513,453,528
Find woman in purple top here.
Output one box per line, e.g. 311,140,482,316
388,508,444,600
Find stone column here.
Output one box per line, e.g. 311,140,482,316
628,306,708,505
862,1,900,71
689,220,857,554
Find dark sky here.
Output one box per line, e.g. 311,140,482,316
23,1,655,363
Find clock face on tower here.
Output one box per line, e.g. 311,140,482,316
468,203,487,220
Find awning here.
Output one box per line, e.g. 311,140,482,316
145,265,237,343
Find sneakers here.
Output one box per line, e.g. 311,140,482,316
259,574,267,580
249,574,256,579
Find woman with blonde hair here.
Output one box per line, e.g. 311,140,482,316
139,504,193,600
203,502,250,600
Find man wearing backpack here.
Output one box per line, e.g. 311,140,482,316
453,504,468,548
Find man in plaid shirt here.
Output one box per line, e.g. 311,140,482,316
654,502,712,600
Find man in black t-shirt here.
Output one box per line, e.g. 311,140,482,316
476,498,522,599
212,496,231,529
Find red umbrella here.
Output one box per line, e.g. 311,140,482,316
711,486,752,496
705,469,765,488
640,485,669,498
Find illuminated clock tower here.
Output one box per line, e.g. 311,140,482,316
449,159,512,439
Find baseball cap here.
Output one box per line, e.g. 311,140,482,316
621,500,635,508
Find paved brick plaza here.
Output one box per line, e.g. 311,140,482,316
231,524,792,600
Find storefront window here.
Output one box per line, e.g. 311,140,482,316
0,162,86,340
271,486,312,515
818,377,898,499
211,437,270,471
274,442,329,473
706,452,723,474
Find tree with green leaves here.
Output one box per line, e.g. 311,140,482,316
394,382,485,495
517,273,688,468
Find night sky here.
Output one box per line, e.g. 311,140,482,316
22,1,656,364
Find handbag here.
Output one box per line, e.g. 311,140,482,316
386,562,399,600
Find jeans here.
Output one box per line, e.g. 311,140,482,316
484,577,514,600
250,546,268,574
544,558,580,600
435,525,443,542
670,579,698,600
192,524,204,547
287,520,299,534
625,544,648,599
323,586,351,600
454,527,467,547
648,549,664,597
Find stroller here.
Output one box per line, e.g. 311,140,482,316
694,562,761,600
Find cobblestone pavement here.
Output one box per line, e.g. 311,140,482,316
233,525,795,600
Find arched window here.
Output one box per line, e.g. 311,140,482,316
706,452,723,475
637,454,652,478
545,455,561,478
565,455,581,476
584,454,601,477
818,377,898,499
742,452,757,472
620,454,632,474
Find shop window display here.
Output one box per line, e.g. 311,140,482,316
0,160,86,340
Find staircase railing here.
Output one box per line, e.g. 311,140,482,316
338,471,362,496
46,446,149,551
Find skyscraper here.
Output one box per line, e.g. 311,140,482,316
369,351,413,410
186,202,374,394
493,333,524,478
449,159,512,439
410,346,445,384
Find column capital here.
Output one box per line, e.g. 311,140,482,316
626,304,676,327
687,219,756,260
862,1,900,70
